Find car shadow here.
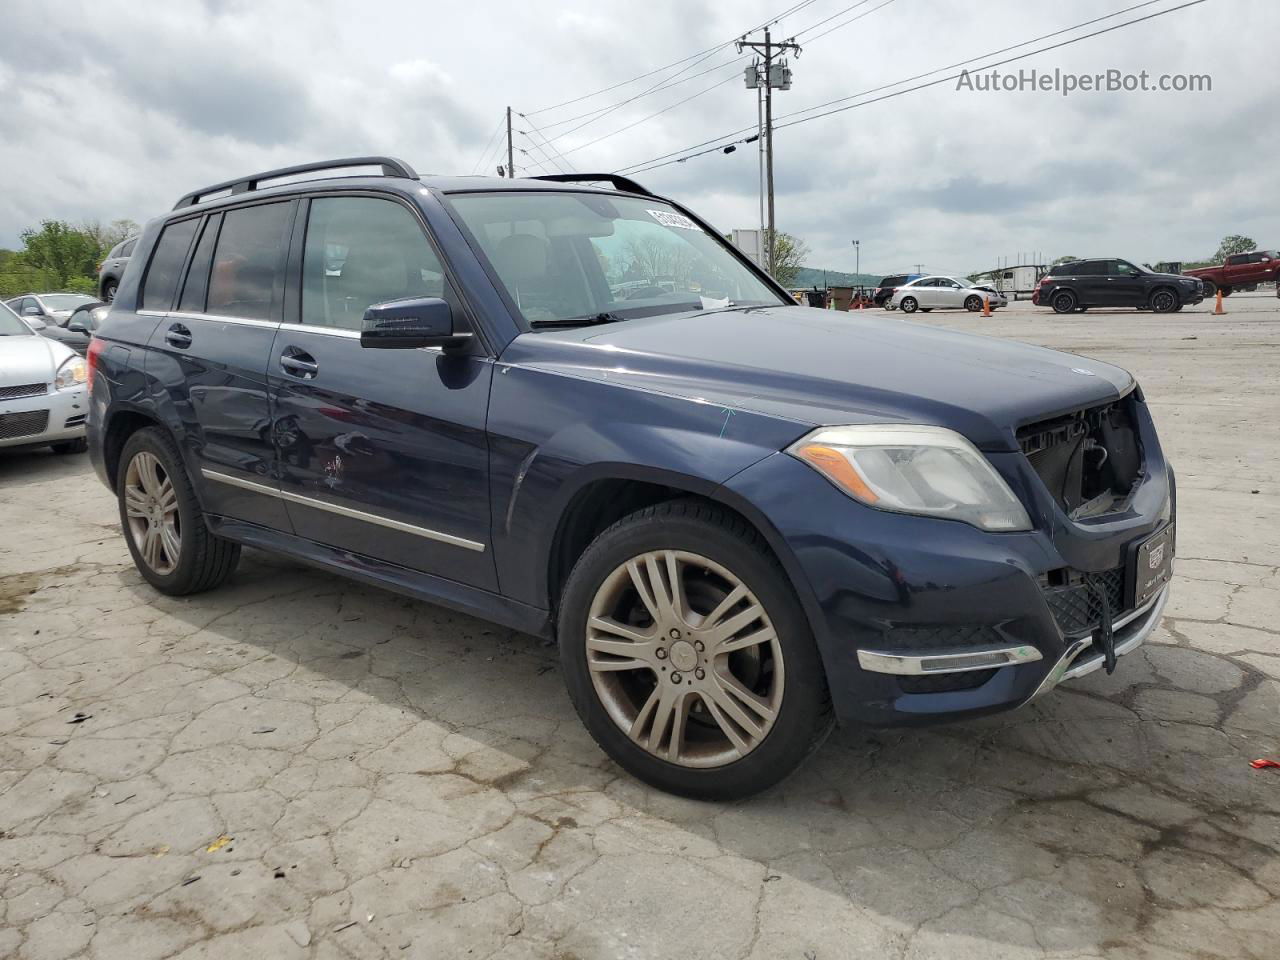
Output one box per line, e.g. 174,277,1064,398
119,547,1279,957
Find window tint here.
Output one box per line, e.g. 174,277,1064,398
301,197,448,331
1113,260,1142,276
142,218,200,311
207,202,292,321
880,275,906,287
1226,254,1248,266
178,214,221,313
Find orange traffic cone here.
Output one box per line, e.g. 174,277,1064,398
1214,290,1225,315
982,296,992,318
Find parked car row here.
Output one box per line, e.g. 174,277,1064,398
0,300,90,454
3,294,110,356
83,157,1175,798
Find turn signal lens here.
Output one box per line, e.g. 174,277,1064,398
793,444,879,504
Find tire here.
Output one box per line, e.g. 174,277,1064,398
1150,288,1179,313
117,427,240,595
1221,286,1233,297
899,296,919,314
1173,304,1184,312
557,499,833,800
1052,290,1077,314
964,295,982,312
51,438,88,455
102,279,118,303
1200,279,1216,298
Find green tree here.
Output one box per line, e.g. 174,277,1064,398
18,221,103,289
1051,255,1078,265
1213,235,1255,262
766,229,810,287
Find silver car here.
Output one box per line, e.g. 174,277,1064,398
5,292,100,327
890,276,1009,314
0,301,89,454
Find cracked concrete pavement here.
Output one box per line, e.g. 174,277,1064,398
1,296,1278,959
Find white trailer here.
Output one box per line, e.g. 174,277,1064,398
972,264,1045,300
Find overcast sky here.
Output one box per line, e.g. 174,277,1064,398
1,0,1274,275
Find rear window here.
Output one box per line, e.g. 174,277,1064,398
141,218,200,311
206,202,292,322
879,275,908,287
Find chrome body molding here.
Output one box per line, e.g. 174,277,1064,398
200,469,485,552
858,643,1043,677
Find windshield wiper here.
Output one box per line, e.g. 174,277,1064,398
529,312,625,329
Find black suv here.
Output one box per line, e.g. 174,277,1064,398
872,273,922,307
1034,258,1204,314
87,157,1175,799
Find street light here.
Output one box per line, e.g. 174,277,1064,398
851,240,860,280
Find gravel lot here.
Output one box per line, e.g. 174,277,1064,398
2,294,1278,960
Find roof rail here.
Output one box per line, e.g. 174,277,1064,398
530,173,652,197
173,156,419,210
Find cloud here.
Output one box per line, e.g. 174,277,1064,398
0,0,1274,275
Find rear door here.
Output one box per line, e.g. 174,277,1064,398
1075,261,1111,306
267,193,496,589
143,201,295,531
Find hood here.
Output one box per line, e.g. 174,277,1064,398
501,306,1134,451
1148,271,1198,283
0,334,70,385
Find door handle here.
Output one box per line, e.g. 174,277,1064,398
165,323,192,348
279,349,319,379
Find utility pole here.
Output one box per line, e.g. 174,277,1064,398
852,240,860,281
506,106,514,179
739,29,799,277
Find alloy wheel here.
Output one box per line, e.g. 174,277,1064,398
1152,290,1176,312
123,451,181,575
585,550,784,768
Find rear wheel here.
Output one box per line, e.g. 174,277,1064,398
1052,291,1077,314
558,500,832,800
899,296,919,314
1200,279,1217,298
1150,288,1179,313
117,428,240,595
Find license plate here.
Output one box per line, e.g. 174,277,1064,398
1131,523,1174,607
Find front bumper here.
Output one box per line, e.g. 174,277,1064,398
722,437,1173,728
0,386,87,449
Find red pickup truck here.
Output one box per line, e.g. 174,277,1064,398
1184,250,1279,297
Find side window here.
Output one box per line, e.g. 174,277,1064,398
301,196,449,331
206,202,292,321
122,239,137,258
1226,254,1247,266
178,214,221,313
141,218,200,311
1114,261,1140,276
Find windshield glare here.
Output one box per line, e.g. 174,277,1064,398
447,192,784,326
0,301,34,336
42,294,96,310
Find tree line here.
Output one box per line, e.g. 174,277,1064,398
0,219,139,299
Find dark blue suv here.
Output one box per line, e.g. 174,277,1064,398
87,157,1175,798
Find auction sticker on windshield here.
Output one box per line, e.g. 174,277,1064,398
648,209,699,230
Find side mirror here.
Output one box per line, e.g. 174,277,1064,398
359,297,471,351
22,306,41,317
26,317,47,331
68,318,89,334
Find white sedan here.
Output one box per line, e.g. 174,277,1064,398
0,300,89,454
890,276,1008,314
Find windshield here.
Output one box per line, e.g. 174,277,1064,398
446,191,784,326
41,294,96,310
0,301,34,336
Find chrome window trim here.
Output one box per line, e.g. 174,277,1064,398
168,311,281,329
201,469,485,553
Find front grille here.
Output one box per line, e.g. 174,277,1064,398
1018,399,1142,516
1043,566,1126,636
881,624,1005,651
0,409,50,440
0,382,47,401
899,670,996,694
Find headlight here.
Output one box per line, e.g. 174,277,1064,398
787,424,1032,531
54,355,88,390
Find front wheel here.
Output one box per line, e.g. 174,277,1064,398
1052,291,1077,314
558,500,833,800
899,297,919,314
117,427,240,595
1150,288,1179,313
102,279,118,303
964,295,982,312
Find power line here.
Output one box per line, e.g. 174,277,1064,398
791,0,878,38
470,111,507,174
517,130,569,174
801,0,898,44
617,0,1198,174
520,119,576,172
523,0,823,117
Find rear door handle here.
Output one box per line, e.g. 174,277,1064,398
165,323,192,349
279,348,318,379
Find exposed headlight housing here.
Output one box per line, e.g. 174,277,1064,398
787,424,1033,531
54,354,88,390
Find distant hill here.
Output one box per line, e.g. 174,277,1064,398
790,267,881,288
